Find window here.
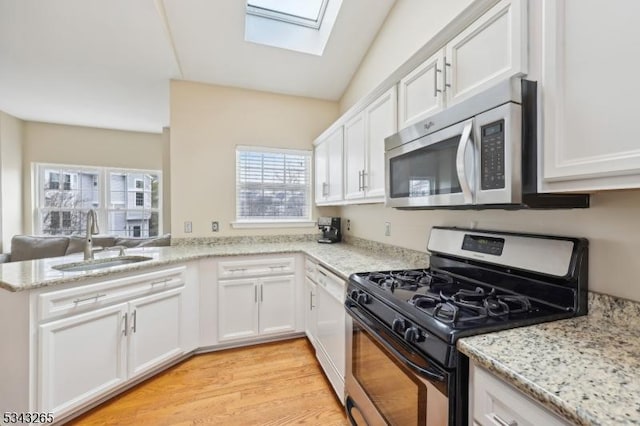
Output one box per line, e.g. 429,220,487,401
235,146,312,225
246,0,328,29
244,0,343,56
35,164,162,237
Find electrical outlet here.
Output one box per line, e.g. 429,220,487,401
385,222,391,236
346,219,351,231
212,221,219,232
184,221,192,233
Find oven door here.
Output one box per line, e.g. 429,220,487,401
345,302,451,426
385,118,475,208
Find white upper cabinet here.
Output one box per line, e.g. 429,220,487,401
540,0,640,191
398,51,444,129
344,86,397,202
314,126,344,204
365,86,397,199
445,0,528,106
344,112,366,200
397,0,527,132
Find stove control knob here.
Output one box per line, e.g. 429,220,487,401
404,327,424,343
350,290,360,300
357,293,371,305
392,318,407,334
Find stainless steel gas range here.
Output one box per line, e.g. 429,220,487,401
344,227,588,426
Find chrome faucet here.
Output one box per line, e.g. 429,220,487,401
84,209,100,260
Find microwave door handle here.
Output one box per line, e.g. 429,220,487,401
456,120,474,204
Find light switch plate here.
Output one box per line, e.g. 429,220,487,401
184,221,192,233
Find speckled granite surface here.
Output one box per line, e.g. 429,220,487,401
458,292,640,426
0,239,427,292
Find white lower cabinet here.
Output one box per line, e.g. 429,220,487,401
38,303,128,417
304,276,318,348
127,288,183,379
470,362,571,426
35,266,192,420
314,265,346,403
217,256,297,343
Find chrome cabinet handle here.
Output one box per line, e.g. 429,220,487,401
456,119,474,204
492,414,517,426
322,182,328,197
254,285,258,303
123,312,128,336
150,278,169,286
74,293,106,304
310,292,315,309
444,58,451,92
131,309,137,333
260,285,264,302
361,170,367,190
434,65,442,97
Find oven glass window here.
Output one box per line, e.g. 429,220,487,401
353,327,422,425
389,136,461,198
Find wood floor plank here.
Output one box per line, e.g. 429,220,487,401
68,338,348,425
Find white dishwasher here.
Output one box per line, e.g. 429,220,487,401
315,265,346,403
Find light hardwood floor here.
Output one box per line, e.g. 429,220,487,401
68,338,349,425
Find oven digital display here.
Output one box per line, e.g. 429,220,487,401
462,234,505,256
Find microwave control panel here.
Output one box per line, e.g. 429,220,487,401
480,120,505,190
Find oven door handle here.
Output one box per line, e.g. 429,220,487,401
346,302,447,383
456,119,474,204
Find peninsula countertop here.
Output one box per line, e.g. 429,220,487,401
0,240,427,292
458,293,640,426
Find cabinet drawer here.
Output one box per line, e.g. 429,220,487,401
38,267,186,322
217,257,295,279
304,258,318,281
471,363,570,426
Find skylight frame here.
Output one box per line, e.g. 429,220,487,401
246,0,329,30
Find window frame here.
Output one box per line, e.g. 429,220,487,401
246,0,328,29
232,146,315,229
33,163,163,237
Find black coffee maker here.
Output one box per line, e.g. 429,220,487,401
317,217,341,244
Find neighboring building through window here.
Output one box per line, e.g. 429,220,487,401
235,146,312,223
35,164,161,237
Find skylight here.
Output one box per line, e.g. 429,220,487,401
245,0,343,56
247,0,327,29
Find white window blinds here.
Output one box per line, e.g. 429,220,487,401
236,146,312,222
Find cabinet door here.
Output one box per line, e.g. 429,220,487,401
326,126,344,202
445,0,527,106
314,139,329,203
218,278,259,341
38,303,128,417
315,126,344,204
128,288,183,379
304,277,317,348
365,86,397,199
398,50,444,129
541,0,640,191
344,112,366,200
259,275,296,335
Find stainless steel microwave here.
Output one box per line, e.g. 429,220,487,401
385,78,589,209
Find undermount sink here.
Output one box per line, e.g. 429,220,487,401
52,255,153,272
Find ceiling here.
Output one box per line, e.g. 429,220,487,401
0,0,395,133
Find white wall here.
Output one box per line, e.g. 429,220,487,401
335,0,640,302
23,122,166,234
0,111,24,251
170,80,339,238
339,0,473,112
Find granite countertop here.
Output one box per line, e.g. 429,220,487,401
458,293,640,426
0,239,427,292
